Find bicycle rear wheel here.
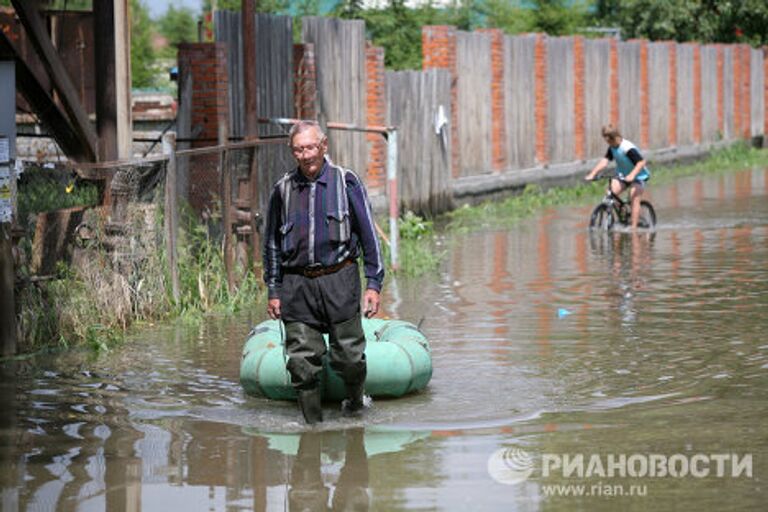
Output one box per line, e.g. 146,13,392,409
637,200,657,229
589,204,615,230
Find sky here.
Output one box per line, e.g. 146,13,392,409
146,0,201,19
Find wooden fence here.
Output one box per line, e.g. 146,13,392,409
183,14,768,218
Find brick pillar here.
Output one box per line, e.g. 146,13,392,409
479,28,507,172
365,42,386,193
741,45,752,139
668,42,677,147
717,45,724,136
735,46,742,138
764,47,768,140
178,42,229,212
423,25,458,177
573,36,586,160
610,38,620,126
534,33,548,165
639,40,650,148
693,44,702,143
293,43,317,121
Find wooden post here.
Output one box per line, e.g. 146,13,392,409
0,223,15,357
219,121,234,292
242,0,258,138
249,146,261,273
163,133,180,304
243,1,262,272
1,61,16,356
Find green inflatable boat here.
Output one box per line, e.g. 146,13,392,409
240,318,432,401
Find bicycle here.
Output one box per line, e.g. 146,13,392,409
588,176,657,230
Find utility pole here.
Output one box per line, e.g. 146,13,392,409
0,60,17,357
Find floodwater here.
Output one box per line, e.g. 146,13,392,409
2,167,767,511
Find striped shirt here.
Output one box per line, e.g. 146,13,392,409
263,159,385,299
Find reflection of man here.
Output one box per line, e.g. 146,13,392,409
288,429,370,512
263,121,385,424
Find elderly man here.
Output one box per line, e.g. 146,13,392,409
263,121,385,424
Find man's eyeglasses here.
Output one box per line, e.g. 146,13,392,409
291,142,323,156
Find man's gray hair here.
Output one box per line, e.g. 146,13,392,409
289,120,326,145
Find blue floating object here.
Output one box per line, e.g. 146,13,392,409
557,308,572,318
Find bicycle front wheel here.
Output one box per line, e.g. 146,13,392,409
637,200,657,229
589,204,615,230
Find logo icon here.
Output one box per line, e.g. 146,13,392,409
487,447,535,485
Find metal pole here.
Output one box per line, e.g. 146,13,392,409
386,129,399,270
162,133,180,304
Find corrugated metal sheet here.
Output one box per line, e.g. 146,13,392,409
700,45,720,143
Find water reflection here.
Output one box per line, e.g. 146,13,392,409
288,429,369,512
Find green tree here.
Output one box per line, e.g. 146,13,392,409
201,0,288,13
157,5,198,54
592,0,768,46
350,0,441,70
130,0,156,88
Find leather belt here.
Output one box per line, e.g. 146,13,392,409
284,258,354,278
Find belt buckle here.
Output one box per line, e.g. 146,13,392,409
304,263,322,277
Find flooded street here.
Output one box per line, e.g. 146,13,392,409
2,167,767,511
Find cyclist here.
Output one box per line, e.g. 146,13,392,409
585,124,651,230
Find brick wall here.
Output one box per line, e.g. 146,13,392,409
177,42,229,213
366,43,386,192
573,36,586,160
668,42,678,147
293,43,317,121
478,28,507,171
534,34,548,164
739,45,752,139
610,38,620,126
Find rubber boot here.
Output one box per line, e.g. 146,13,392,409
341,382,366,417
297,387,323,424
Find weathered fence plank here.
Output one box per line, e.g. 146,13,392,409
700,45,719,143
504,34,537,170
547,37,575,163
584,39,612,157
648,42,670,149
387,69,452,215
456,31,493,176
618,41,642,143
676,44,695,147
